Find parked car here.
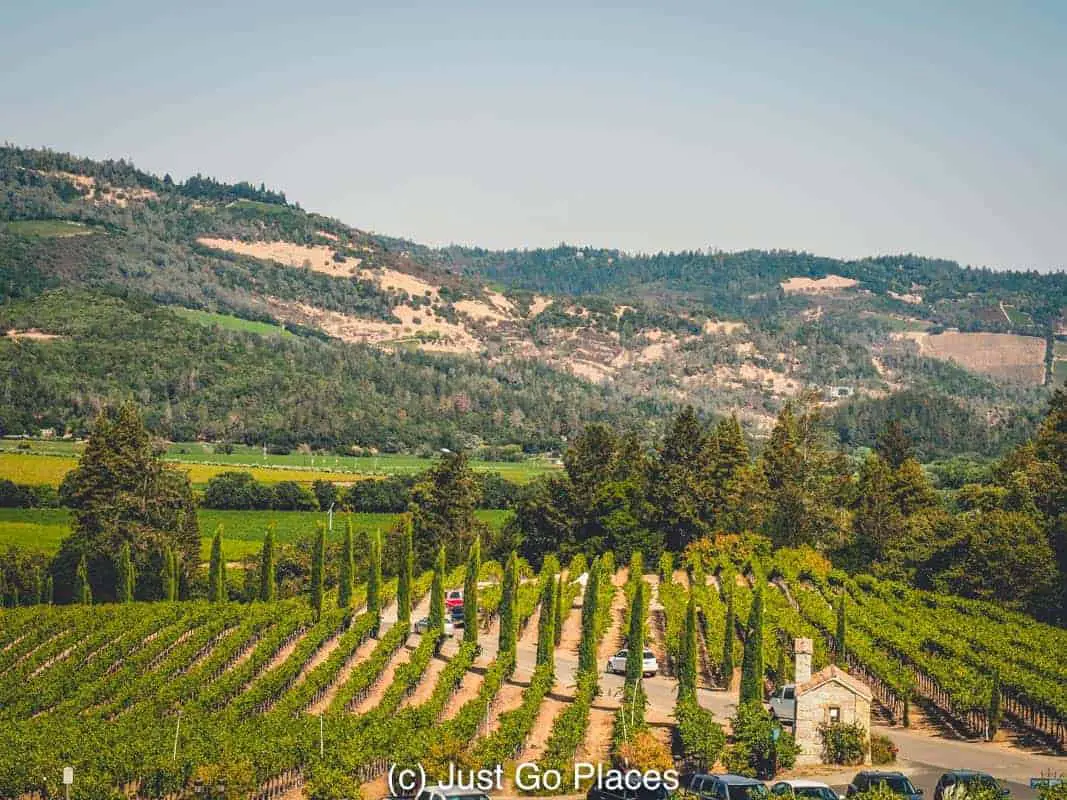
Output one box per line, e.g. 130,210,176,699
587,782,672,800
683,773,770,800
412,616,454,636
846,772,922,800
445,589,464,608
449,605,465,628
767,684,796,723
606,648,659,677
409,787,490,800
770,780,840,800
933,771,1008,800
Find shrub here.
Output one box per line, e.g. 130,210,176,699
676,697,726,771
870,733,898,765
724,702,799,778
615,730,673,772
819,721,868,765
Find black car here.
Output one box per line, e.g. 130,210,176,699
587,783,672,800
846,772,922,800
449,605,465,627
933,771,1008,800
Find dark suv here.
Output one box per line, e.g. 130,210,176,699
846,772,922,800
933,771,1008,800
684,774,770,800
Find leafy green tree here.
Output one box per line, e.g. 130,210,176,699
337,521,352,609
648,407,708,551
53,403,199,602
707,414,750,523
463,535,480,643
678,591,699,700
115,542,134,603
578,556,600,673
411,452,482,567
536,567,557,668
367,529,382,631
310,523,325,619
876,420,915,468
430,545,446,629
499,550,519,654
625,580,646,685
208,526,225,603
74,554,92,605
397,516,414,625
722,591,736,690
259,526,276,603
739,584,765,705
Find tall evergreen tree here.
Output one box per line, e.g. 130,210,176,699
337,520,353,609
169,550,180,601
625,580,647,685
115,542,134,603
430,545,446,629
648,407,708,551
74,554,92,605
367,529,382,632
553,574,565,646
161,547,177,602
397,515,414,625
259,526,277,603
410,453,482,567
578,556,600,673
463,535,480,643
310,522,325,619
707,414,750,522
722,591,735,690
31,567,43,606
739,584,765,705
499,550,519,654
835,593,846,662
678,590,699,700
536,567,557,668
987,668,1002,740
44,574,54,606
208,525,225,603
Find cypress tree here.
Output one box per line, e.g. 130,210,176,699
44,574,54,605
208,525,225,603
739,584,765,705
722,591,735,690
260,526,277,602
310,522,325,619
337,520,353,609
430,545,446,629
170,550,181,601
578,556,600,673
553,574,565,646
397,516,414,626
75,554,92,605
499,550,518,654
161,547,174,602
116,542,135,603
678,590,698,700
625,580,646,685
987,668,1002,740
367,529,382,631
31,567,43,606
835,593,846,662
463,535,480,643
776,645,787,687
536,569,557,668
659,552,673,583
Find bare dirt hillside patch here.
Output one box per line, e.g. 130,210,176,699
42,171,158,206
888,290,923,304
528,295,552,316
4,329,62,341
894,331,1046,384
703,320,747,335
196,238,362,276
780,275,858,294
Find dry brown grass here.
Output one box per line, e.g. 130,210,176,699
894,331,1046,384
780,275,858,293
196,238,362,276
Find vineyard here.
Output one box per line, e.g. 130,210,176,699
0,544,1065,800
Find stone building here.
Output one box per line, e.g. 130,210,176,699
792,638,873,765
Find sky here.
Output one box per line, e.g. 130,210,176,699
2,0,1065,270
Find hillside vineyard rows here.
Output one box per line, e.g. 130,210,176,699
0,547,1064,799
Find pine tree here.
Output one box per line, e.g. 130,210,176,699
430,545,446,629
367,529,382,632
337,520,353,609
722,591,735,690
499,550,519,654
678,590,698,700
310,522,325,620
553,575,565,646
397,516,414,626
987,668,1002,740
625,580,647,685
260,526,277,603
578,556,600,673
115,542,135,603
739,584,765,705
536,567,557,668
75,555,92,605
463,535,480,643
835,593,846,662
208,525,225,603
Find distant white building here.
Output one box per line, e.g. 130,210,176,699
826,385,855,400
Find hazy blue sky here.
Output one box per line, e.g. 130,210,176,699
2,1,1064,269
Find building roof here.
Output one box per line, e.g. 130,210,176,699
796,664,873,701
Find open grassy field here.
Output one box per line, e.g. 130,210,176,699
170,307,295,338
0,442,559,484
3,219,97,237
0,508,512,560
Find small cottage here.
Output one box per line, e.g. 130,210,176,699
792,638,873,765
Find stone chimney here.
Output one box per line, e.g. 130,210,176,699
794,637,813,685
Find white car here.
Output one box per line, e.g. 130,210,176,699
768,683,796,723
413,616,455,637
606,648,658,677
770,780,842,800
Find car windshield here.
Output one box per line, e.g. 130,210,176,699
643,650,655,659
961,777,998,790
872,778,917,795
796,788,837,800
729,784,770,800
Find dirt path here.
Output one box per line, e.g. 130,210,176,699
580,577,627,764
400,652,450,708
352,644,413,714
306,633,379,715
288,628,345,691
